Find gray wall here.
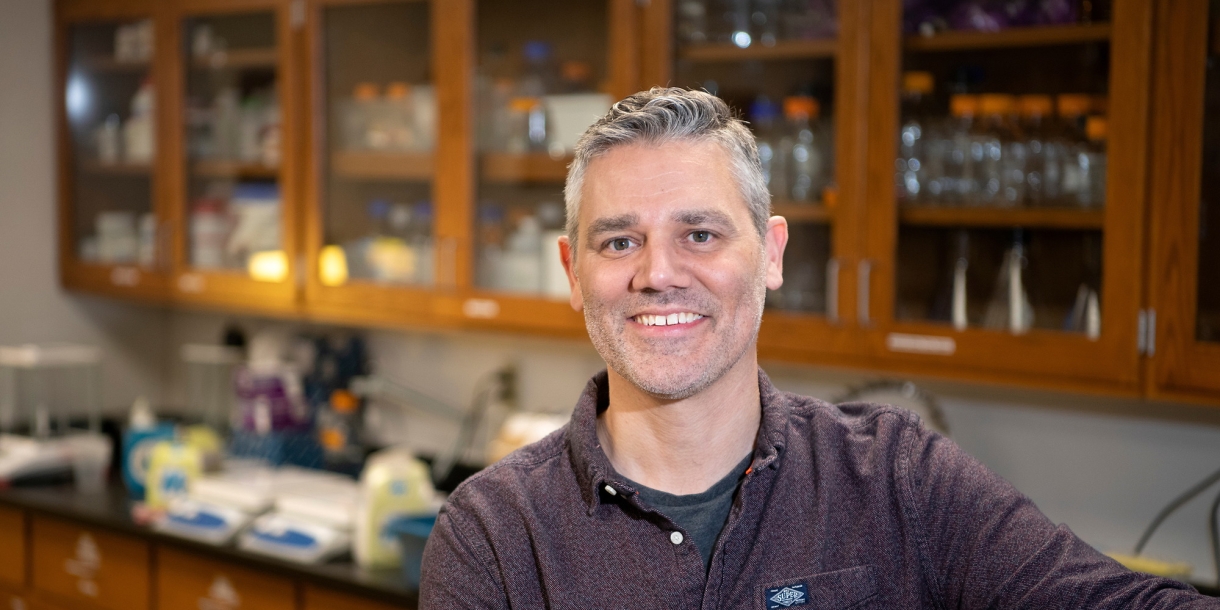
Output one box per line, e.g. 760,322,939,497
0,0,167,415
4,0,1220,586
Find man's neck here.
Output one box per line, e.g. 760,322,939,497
596,353,761,496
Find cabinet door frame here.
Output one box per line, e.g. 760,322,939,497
56,0,172,304
637,0,874,368
165,0,304,316
300,0,460,332
859,0,1154,396
1146,0,1220,401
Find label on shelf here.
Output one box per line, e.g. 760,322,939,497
177,273,206,294
886,333,956,356
109,267,140,287
462,298,500,320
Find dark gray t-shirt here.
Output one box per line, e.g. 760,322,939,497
624,454,752,570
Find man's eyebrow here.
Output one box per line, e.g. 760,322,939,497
585,214,639,242
672,209,737,231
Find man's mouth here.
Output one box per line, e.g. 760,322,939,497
632,312,704,327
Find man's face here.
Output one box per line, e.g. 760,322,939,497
560,140,787,400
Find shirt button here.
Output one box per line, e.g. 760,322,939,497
603,485,617,496
670,531,684,545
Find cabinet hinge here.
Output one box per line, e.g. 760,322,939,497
1138,309,1157,357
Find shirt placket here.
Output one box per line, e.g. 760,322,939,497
603,481,707,608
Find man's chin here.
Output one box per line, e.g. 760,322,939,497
617,365,716,401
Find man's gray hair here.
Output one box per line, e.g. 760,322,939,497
563,87,771,256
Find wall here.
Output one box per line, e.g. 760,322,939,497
0,0,167,416
5,0,1220,588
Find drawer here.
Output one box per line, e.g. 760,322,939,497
156,547,295,610
0,506,25,588
303,585,403,610
30,516,149,610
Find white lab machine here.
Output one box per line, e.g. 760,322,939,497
0,343,105,485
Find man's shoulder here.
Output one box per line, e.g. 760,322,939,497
784,390,921,432
443,425,574,514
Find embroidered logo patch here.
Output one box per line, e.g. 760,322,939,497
765,582,809,609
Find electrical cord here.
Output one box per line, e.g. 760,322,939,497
1132,465,1220,557
1210,484,1220,586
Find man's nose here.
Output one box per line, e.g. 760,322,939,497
631,240,691,292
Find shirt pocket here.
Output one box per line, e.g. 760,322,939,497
756,565,878,610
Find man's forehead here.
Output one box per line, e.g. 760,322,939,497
578,140,744,223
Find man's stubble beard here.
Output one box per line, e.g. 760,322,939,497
580,251,768,401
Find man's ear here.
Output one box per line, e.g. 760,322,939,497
559,235,584,312
764,216,788,291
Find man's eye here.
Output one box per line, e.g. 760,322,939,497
690,231,712,243
609,238,633,251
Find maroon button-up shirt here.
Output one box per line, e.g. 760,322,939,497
420,370,1216,609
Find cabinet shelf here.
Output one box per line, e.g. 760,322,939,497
79,160,151,175
330,150,433,181
192,160,279,179
191,48,278,70
904,23,1111,52
481,152,571,183
77,56,151,72
679,38,837,61
899,205,1105,229
772,202,831,223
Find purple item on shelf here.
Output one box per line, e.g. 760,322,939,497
233,366,313,434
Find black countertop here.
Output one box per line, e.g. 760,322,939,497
0,483,417,607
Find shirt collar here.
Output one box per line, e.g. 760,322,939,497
566,368,792,514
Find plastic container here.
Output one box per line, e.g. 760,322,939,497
386,515,436,589
121,397,176,500
353,448,436,568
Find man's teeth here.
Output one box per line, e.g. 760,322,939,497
634,313,704,326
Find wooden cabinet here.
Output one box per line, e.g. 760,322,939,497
0,507,25,589
156,546,296,610
55,0,171,304
29,517,150,610
855,0,1153,395
302,585,400,610
54,0,1219,403
1146,0,1220,402
164,0,303,316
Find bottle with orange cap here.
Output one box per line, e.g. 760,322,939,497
780,95,828,203
972,94,1017,205
1017,95,1056,205
1076,116,1107,208
943,94,979,204
342,82,380,151
1056,94,1093,205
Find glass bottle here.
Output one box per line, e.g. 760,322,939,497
751,96,783,199
1017,95,1054,206
753,0,782,46
943,94,979,205
972,94,1013,206
1075,116,1107,208
897,71,935,204
676,0,709,43
1054,94,1091,206
782,96,826,203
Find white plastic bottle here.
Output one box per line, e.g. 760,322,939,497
353,447,436,568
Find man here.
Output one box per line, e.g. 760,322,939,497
420,88,1216,608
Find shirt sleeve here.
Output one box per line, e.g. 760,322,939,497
901,420,1217,610
419,507,510,610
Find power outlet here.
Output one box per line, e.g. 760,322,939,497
496,363,518,409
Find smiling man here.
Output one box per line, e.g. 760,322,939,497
419,88,1216,609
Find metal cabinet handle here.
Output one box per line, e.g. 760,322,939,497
858,259,872,327
825,258,839,323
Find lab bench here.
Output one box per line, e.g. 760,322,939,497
0,485,414,610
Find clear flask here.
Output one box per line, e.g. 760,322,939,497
897,71,935,204
782,96,826,203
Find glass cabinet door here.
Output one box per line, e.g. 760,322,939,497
314,1,435,290
1148,0,1220,397
472,0,613,302
170,2,299,313
866,0,1149,389
61,13,164,294
670,0,842,319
